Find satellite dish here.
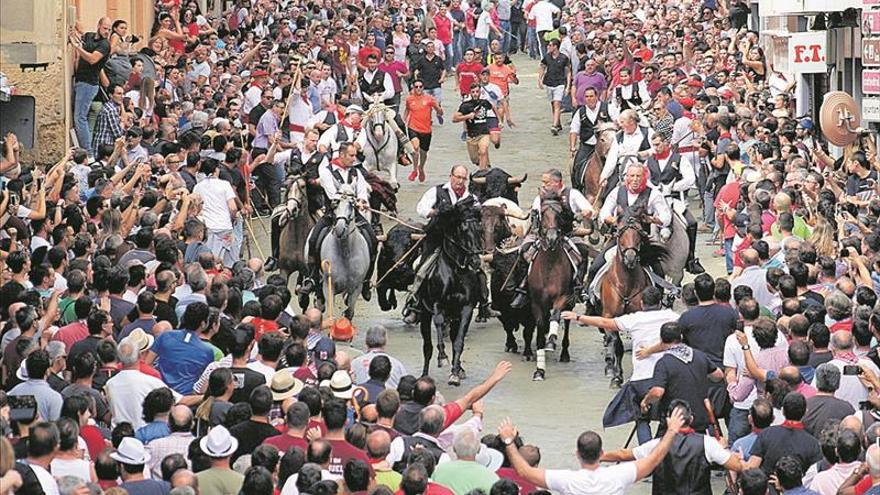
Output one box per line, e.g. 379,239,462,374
819,91,861,146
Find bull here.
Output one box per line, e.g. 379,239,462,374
375,225,424,312
470,168,527,204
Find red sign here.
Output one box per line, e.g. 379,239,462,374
864,70,880,94
865,11,880,35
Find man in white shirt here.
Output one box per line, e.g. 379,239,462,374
563,286,678,442
318,105,368,158
497,406,686,495
812,331,880,410
193,159,240,267
528,0,559,57
106,339,182,429
17,422,61,495
599,109,655,201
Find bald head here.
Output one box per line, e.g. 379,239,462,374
366,430,391,460
335,350,351,371
778,366,802,386
831,330,854,353
868,444,880,477
360,404,378,423
305,308,323,330
741,249,759,267
773,192,792,213
841,415,865,437
247,258,264,276
170,469,198,489
170,405,193,432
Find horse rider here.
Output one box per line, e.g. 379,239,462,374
356,53,417,165
608,67,651,121
645,133,705,275
510,168,594,309
299,141,379,300
402,164,500,324
318,104,368,157
265,128,328,272
569,86,612,191
584,162,674,307
599,109,655,203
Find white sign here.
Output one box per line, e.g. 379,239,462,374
788,32,828,73
864,98,880,122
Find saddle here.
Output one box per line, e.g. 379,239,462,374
587,245,653,300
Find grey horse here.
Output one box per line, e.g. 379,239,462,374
656,210,690,286
316,185,372,320
362,104,400,190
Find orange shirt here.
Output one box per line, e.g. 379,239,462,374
488,63,515,96
405,93,438,134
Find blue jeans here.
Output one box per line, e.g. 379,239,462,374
703,189,716,227
526,27,538,58
727,407,751,446
724,238,734,274
74,81,100,155
444,43,454,71
499,20,511,52
452,30,465,66
475,37,489,59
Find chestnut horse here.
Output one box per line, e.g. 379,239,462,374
599,209,651,387
527,195,574,381
574,123,618,207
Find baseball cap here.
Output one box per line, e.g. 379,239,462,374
311,337,336,365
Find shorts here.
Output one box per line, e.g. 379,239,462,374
407,128,432,151
545,85,565,102
466,134,491,164
486,117,501,133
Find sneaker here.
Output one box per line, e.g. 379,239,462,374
264,257,278,272
460,131,467,141
437,115,444,125
550,126,559,136
712,248,725,257
408,170,418,182
418,168,426,182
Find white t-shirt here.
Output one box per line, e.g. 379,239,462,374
633,435,731,465
813,358,880,410
530,1,560,32
193,177,237,231
614,309,679,381
722,327,788,410
544,463,637,495
475,11,493,39
105,370,182,429
26,462,60,495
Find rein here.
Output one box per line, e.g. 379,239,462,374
373,237,424,287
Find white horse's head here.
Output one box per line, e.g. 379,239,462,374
332,184,357,238
367,106,387,142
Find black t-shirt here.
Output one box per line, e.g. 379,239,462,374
74,32,111,86
653,349,718,432
846,170,879,197
808,351,834,369
229,419,281,462
751,424,821,475
228,366,268,404
219,164,247,201
803,395,856,436
414,55,445,89
540,52,569,87
457,99,493,137
678,304,738,367
249,105,269,129
154,297,179,328
119,479,171,495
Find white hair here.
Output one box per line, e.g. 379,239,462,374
452,428,480,459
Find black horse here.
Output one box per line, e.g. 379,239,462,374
417,199,484,386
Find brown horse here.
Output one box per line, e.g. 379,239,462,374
575,123,618,206
598,209,651,387
527,194,574,381
278,178,317,311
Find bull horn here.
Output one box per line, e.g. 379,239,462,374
471,177,487,184
410,233,425,241
376,234,388,242
572,227,591,237
507,173,528,184
480,253,494,263
505,211,530,220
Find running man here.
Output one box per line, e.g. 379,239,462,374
404,79,444,182
537,38,570,135
487,53,519,127
453,82,497,170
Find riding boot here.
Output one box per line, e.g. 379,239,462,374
685,223,706,274
476,271,501,322
510,275,529,309
402,293,422,324
265,217,281,272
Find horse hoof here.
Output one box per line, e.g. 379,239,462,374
475,315,487,323
458,368,467,380
610,377,623,389
523,352,533,362
532,369,545,381
544,335,558,352
438,358,448,369
448,373,461,386
505,342,518,353
559,353,571,363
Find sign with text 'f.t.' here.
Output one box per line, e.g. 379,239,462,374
788,32,827,73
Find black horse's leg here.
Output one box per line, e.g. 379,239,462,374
433,305,448,368
560,318,571,363
503,317,518,353
603,331,615,376
420,313,433,377
522,315,535,361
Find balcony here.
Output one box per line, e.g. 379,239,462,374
761,0,861,16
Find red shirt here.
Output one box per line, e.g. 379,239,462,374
497,467,539,494
251,317,280,341
294,366,318,387
396,482,455,495
327,439,372,476
82,424,109,460
441,402,464,430
52,321,89,353
434,14,453,44
263,433,309,452
457,62,484,96
733,236,753,269
830,319,854,333
714,180,741,240
308,419,328,436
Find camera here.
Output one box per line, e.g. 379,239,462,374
843,365,862,376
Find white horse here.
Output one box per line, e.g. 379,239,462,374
362,104,400,190
316,185,372,320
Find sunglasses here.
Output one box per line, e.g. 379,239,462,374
413,84,424,88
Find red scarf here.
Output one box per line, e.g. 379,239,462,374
331,158,347,169
625,166,649,195
678,427,696,435
655,148,671,161
340,118,361,131
452,185,466,198
682,110,696,120
781,420,804,430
